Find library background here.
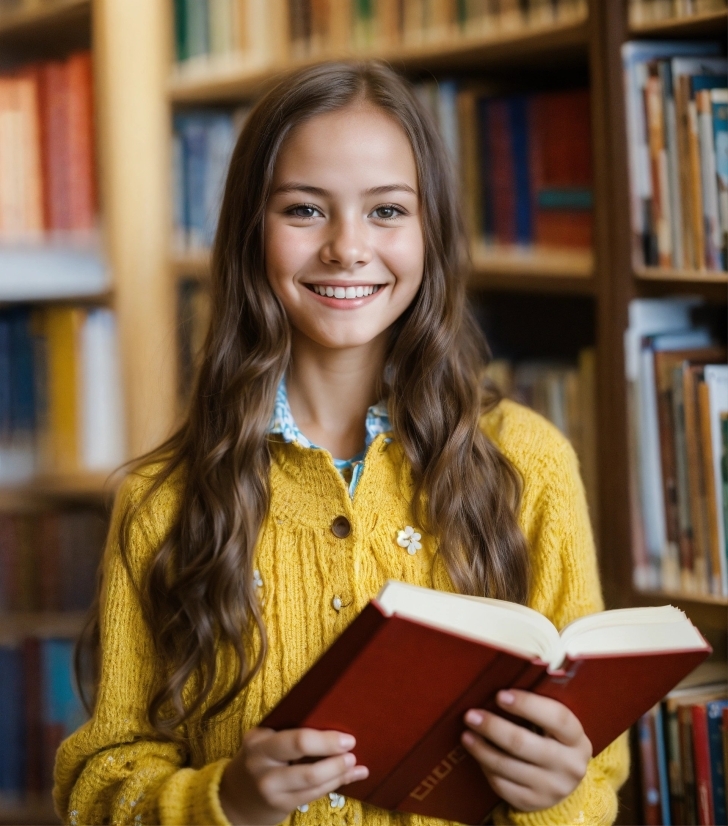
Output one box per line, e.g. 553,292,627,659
0,0,727,823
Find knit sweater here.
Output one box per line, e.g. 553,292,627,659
54,398,629,826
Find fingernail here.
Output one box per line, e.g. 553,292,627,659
465,710,483,726
343,752,356,767
352,766,369,780
339,734,355,749
462,731,475,745
498,691,515,705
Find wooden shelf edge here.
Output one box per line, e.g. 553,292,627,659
0,799,58,826
0,0,89,37
168,16,589,103
171,245,595,287
635,265,728,284
0,611,87,639
632,587,728,608
628,9,728,37
0,471,119,507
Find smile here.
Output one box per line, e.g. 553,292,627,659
305,284,381,299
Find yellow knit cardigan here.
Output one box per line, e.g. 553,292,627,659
54,398,629,826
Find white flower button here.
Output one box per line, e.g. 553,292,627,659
332,596,342,611
397,526,422,555
297,803,309,813
253,569,263,588
329,792,346,808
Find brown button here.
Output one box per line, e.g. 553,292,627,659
331,516,351,539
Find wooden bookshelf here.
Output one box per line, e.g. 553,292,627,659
0,0,89,38
0,799,58,826
628,8,728,37
0,611,86,640
168,15,589,104
634,265,728,284
0,471,113,509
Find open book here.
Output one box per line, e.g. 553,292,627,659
263,581,709,825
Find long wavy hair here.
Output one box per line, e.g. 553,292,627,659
77,61,530,740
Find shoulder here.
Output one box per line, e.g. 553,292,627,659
478,396,576,486
109,461,185,569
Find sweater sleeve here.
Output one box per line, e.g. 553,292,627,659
492,432,630,826
52,473,233,826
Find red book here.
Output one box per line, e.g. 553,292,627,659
65,51,96,232
637,708,662,826
487,99,516,245
41,60,70,231
263,581,710,824
692,703,715,826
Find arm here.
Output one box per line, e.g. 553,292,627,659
489,434,630,826
53,473,233,826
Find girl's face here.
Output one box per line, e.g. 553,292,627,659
264,103,425,352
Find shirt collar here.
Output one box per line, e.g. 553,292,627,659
269,376,391,458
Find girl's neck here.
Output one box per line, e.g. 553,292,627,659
286,330,387,461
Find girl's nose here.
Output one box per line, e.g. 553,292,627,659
320,218,372,269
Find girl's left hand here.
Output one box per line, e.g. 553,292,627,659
461,689,592,812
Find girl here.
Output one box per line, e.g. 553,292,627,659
55,62,628,825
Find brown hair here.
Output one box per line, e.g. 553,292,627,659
78,60,530,739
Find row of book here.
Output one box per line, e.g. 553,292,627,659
0,638,84,802
0,51,97,241
623,40,728,272
626,297,728,596
0,306,125,483
172,85,593,254
486,349,598,526
628,0,728,28
172,0,589,66
636,679,728,825
0,508,106,613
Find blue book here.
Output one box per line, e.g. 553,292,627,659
655,703,672,826
712,90,728,269
42,639,86,740
707,699,728,825
475,98,494,243
0,316,10,440
0,646,25,801
9,308,35,432
509,96,532,246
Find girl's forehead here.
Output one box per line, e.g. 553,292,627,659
272,104,418,190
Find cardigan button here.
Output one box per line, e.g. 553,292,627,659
331,516,351,538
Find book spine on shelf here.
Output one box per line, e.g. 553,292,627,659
638,707,664,825
692,702,716,826
680,702,699,825
706,700,728,825
710,89,728,271
665,699,687,825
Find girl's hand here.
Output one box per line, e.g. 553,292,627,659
218,726,369,826
461,690,592,813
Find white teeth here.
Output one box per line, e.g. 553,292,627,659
310,285,380,298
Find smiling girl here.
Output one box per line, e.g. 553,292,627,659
54,62,628,826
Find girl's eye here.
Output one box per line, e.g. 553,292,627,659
371,205,404,221
288,204,322,219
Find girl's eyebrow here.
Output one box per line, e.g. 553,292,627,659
273,182,417,197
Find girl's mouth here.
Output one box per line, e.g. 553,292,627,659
304,284,382,299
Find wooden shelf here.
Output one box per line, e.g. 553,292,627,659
0,798,58,826
634,265,728,284
0,611,86,640
0,471,116,508
171,244,595,293
168,16,589,103
629,9,728,38
634,587,728,608
0,0,90,57
0,0,88,35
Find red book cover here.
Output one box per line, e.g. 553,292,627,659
263,599,709,824
65,51,96,232
692,703,715,826
41,60,70,231
487,98,516,245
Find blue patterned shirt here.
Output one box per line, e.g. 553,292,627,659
269,377,392,497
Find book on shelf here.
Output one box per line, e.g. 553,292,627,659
625,297,728,596
636,673,728,826
0,51,97,243
485,349,598,530
263,579,709,824
0,637,86,804
0,306,125,484
171,0,589,67
0,507,107,613
622,40,728,273
628,0,728,28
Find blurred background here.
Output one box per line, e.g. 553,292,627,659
0,0,726,823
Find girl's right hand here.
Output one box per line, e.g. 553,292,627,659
218,726,369,825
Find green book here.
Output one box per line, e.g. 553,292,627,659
174,0,188,61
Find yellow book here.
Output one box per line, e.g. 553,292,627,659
44,307,83,473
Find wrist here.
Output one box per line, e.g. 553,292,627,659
219,763,256,826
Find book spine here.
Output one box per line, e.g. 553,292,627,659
692,703,716,826
655,702,672,825
680,702,698,825
638,709,663,825
697,380,724,595
706,701,728,825
711,90,728,271
697,89,722,270
666,700,687,825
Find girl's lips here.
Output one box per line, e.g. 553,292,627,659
302,283,386,310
